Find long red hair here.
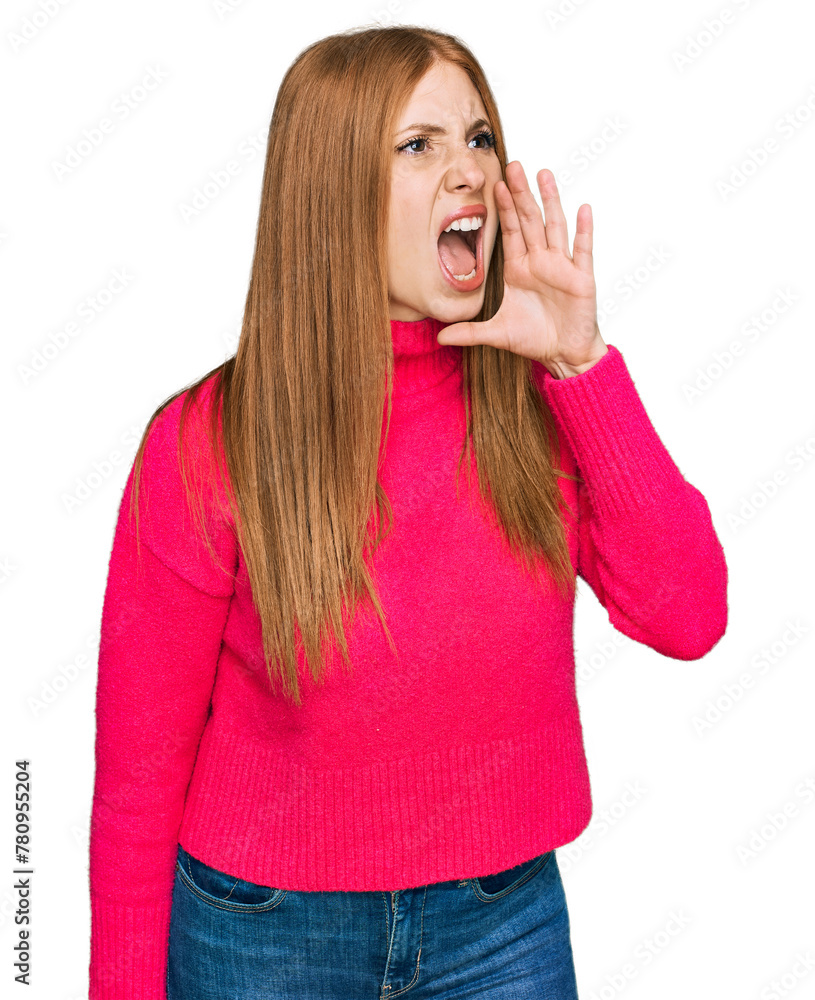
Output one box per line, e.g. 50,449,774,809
128,25,579,707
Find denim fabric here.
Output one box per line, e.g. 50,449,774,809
167,842,579,998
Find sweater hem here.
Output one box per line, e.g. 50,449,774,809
177,710,594,892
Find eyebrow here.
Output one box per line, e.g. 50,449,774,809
395,117,492,136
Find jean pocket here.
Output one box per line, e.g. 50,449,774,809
175,844,286,911
471,851,552,901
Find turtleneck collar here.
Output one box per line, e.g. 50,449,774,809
389,315,462,395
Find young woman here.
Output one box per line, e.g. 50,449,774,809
87,24,728,1000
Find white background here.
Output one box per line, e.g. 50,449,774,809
2,0,814,998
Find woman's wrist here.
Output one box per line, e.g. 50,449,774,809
548,344,609,379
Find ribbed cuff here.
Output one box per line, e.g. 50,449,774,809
540,345,685,518
89,896,171,1000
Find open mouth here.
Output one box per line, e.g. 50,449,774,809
437,222,483,286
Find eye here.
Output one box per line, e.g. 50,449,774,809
470,128,497,150
396,135,431,155
396,128,497,156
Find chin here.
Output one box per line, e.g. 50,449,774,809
438,289,487,317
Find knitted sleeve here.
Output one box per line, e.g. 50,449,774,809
87,383,238,1000
534,345,728,659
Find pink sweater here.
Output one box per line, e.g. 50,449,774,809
88,316,728,998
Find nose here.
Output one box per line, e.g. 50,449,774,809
446,154,487,192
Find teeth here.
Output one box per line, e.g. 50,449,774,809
443,216,484,234
441,215,482,281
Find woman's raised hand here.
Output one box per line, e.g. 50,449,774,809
437,161,608,379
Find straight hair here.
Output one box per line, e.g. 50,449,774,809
128,24,580,707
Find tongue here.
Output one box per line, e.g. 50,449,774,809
438,229,476,275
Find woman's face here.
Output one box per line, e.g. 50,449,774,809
387,60,503,323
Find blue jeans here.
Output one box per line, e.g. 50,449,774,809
168,842,579,998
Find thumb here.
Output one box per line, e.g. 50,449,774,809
436,319,493,349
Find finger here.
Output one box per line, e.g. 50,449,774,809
493,176,528,265
572,203,594,273
538,168,570,256
504,160,548,255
